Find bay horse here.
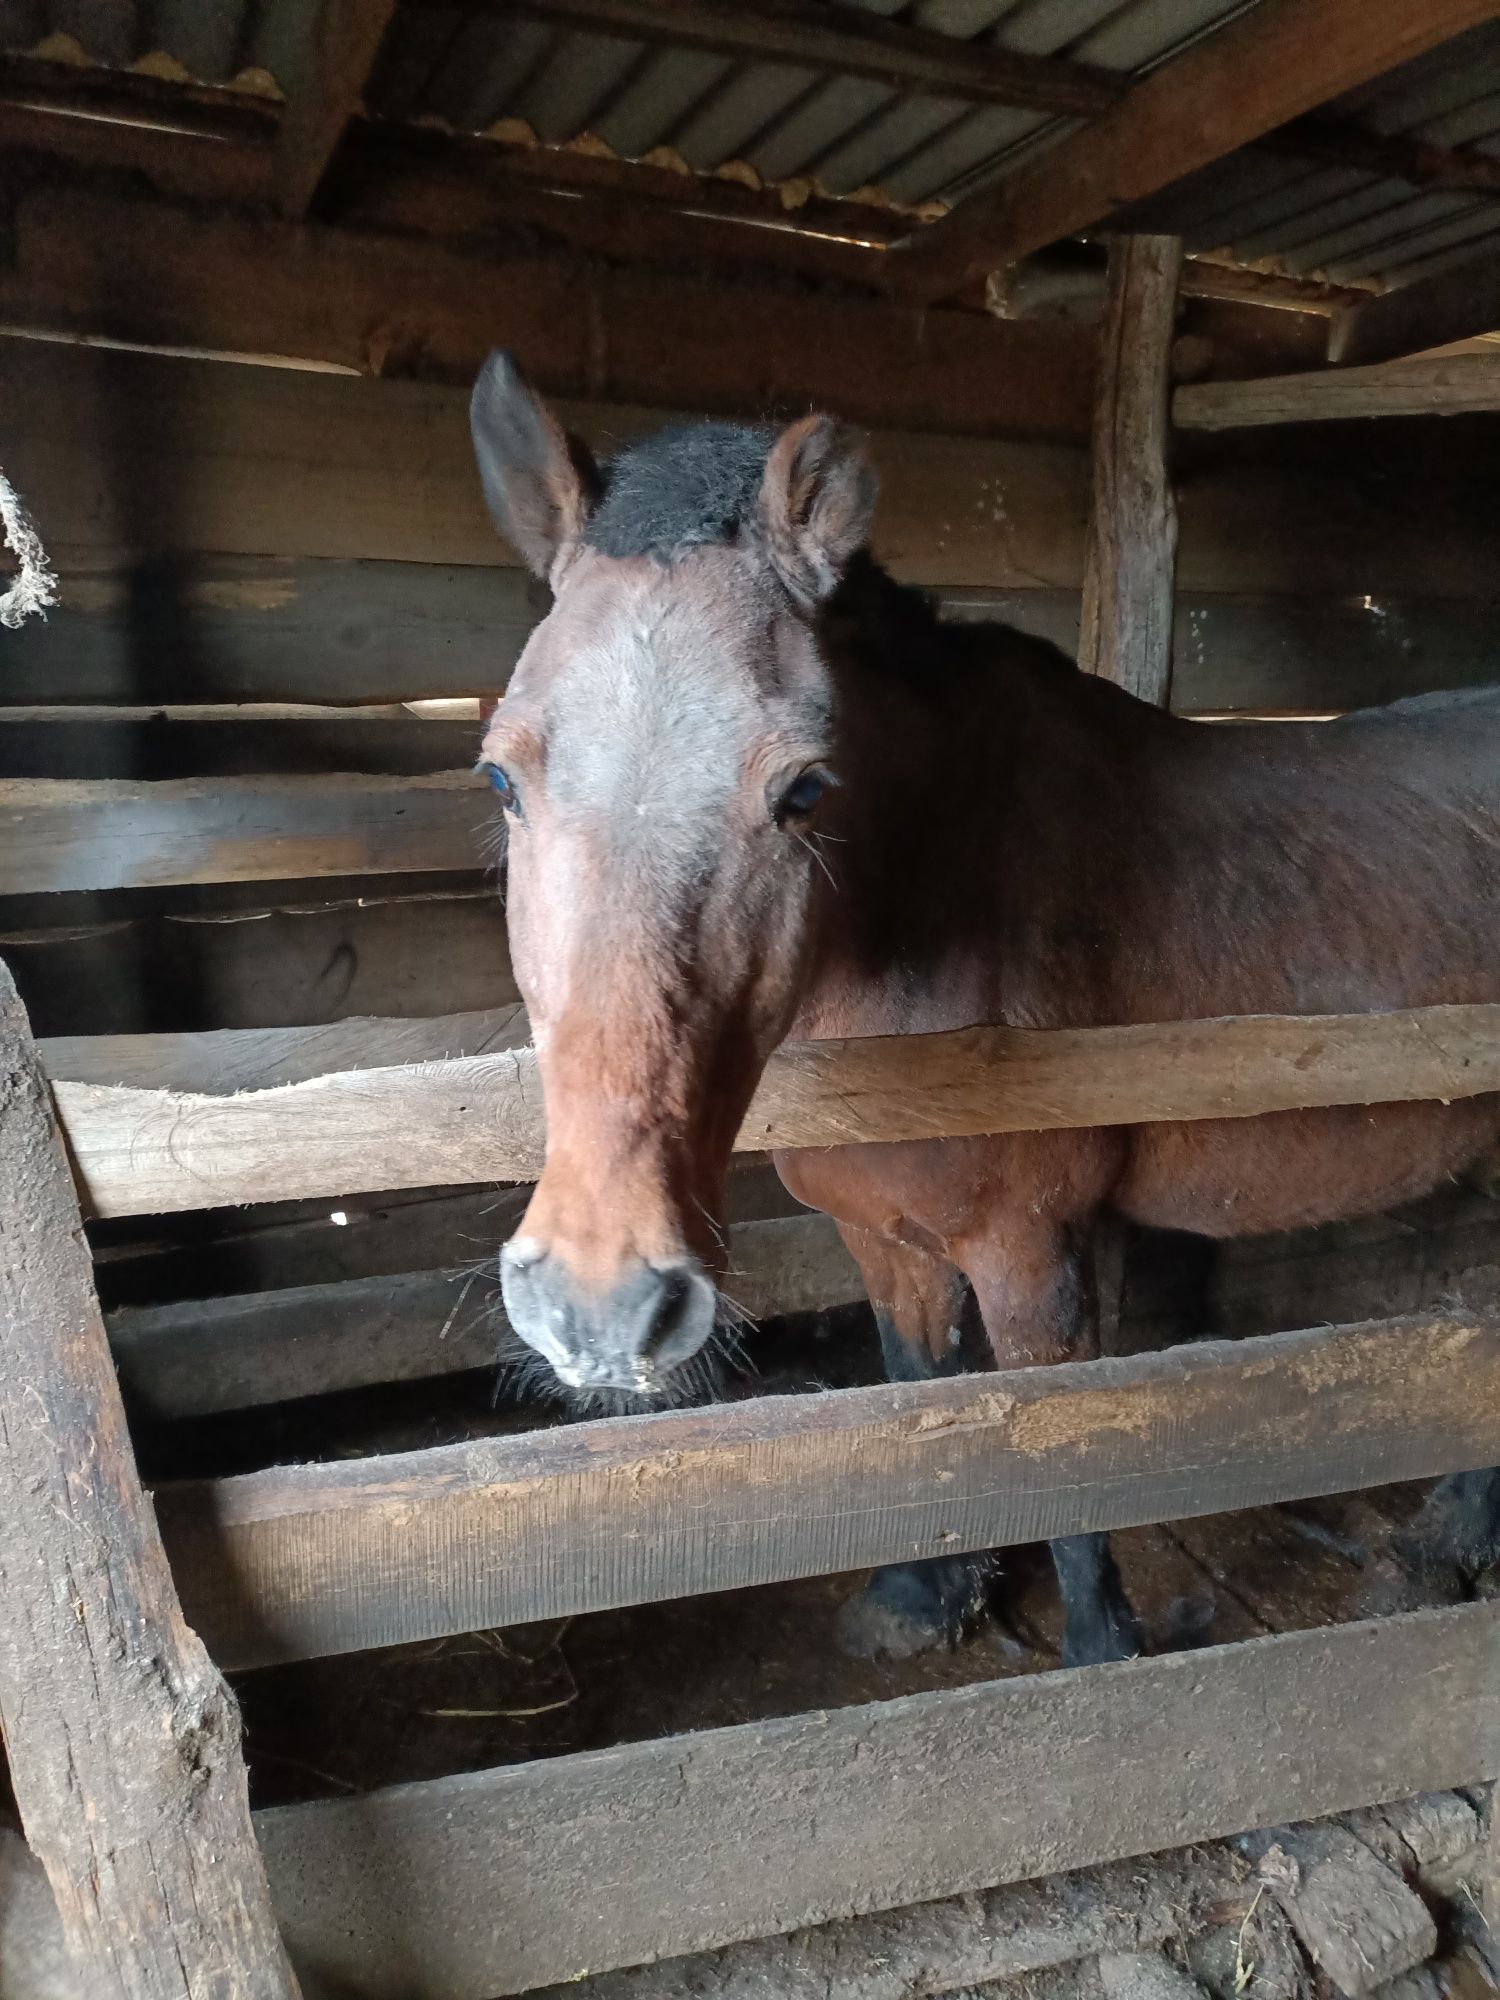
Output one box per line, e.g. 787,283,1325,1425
470,352,1500,1667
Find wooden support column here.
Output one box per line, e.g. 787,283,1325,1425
1079,234,1180,1338
0,960,298,1999
1078,234,1182,707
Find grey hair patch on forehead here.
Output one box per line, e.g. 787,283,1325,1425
584,422,781,563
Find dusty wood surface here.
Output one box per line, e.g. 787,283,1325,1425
889,0,1500,302
5,186,1096,444
8,344,1500,604
155,1313,1500,1667
2,886,516,1038
110,1212,860,1420
1174,357,1500,431
1331,250,1500,368
272,0,397,218
1079,237,1182,714
50,1001,1500,1217
0,963,297,1996
522,1848,1248,2000
42,1005,531,1092
14,564,1500,717
252,1605,1500,1997
0,770,489,894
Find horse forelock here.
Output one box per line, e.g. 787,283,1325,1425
584,421,781,563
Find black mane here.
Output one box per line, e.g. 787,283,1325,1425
584,421,781,561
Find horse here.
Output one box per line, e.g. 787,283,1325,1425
469,351,1500,1668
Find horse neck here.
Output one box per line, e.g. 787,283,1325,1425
796,607,1038,1036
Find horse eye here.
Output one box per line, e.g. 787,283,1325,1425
775,770,827,825
482,762,520,813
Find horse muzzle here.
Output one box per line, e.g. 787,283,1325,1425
500,1236,717,1395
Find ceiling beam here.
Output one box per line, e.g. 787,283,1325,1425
888,0,1500,305
470,0,1124,118
1329,246,1500,365
1174,353,1500,428
1266,112,1500,198
274,0,398,219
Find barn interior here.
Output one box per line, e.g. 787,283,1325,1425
4,3,1500,1997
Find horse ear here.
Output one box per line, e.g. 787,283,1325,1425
470,352,599,580
757,414,877,605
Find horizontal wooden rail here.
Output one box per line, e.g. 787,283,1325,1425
45,1002,1500,1217
255,1602,1500,1996
0,772,489,894
1174,356,1500,432
157,1312,1500,1669
109,1213,860,1420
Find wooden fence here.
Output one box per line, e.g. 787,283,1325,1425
11,971,1500,1994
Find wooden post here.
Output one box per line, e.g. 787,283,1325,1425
1078,233,1181,1342
0,959,299,1998
1078,233,1183,708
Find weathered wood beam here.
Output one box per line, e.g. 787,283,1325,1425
2,185,1096,441
1078,235,1182,708
0,963,297,1997
0,771,489,895
161,1313,1500,1668
451,0,1122,118
273,0,397,218
1331,250,1500,367
42,1000,1500,1216
258,1603,1500,1996
889,0,1500,304
108,1213,860,1420
1174,354,1500,429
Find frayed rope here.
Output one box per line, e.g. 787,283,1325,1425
0,465,58,629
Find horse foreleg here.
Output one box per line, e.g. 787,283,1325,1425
831,1224,996,1660
964,1223,1143,1669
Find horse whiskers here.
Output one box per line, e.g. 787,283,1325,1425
796,830,839,893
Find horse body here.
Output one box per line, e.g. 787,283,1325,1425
466,355,1500,1667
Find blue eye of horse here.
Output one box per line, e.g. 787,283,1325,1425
482,761,517,806
776,771,826,823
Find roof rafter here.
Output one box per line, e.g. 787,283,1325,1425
887,0,1500,305
274,0,399,219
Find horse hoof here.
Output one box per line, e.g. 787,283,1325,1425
1060,1607,1144,1669
834,1590,954,1661
1357,1544,1469,1618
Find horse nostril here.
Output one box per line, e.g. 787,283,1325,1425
636,1265,706,1363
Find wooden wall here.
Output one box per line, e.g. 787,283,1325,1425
3,336,1499,1045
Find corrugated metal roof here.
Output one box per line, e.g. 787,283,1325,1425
1138,16,1500,289
4,0,1500,295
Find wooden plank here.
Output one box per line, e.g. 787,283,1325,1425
109,1212,859,1420
1079,235,1182,707
42,1005,531,1092
48,1001,1500,1218
273,0,398,218
8,564,1500,716
253,1603,1500,1995
1174,356,1500,430
888,0,1500,304
481,0,1122,116
159,1312,1500,1667
0,885,516,1037
0,770,489,894
10,341,1500,604
0,962,297,1995
0,556,542,706
1331,249,1500,368
4,186,1097,442
0,711,479,778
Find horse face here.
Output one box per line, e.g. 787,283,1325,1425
470,355,874,1396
